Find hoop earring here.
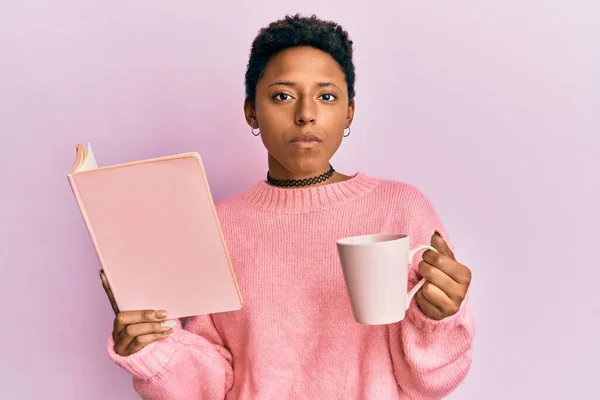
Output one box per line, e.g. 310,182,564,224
343,127,351,137
251,127,260,136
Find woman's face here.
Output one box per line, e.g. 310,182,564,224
244,46,355,177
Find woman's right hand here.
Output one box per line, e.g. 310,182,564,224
100,269,175,356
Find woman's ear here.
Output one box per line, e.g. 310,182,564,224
346,99,356,127
243,98,258,128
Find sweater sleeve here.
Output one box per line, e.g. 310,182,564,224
388,185,475,400
106,315,233,400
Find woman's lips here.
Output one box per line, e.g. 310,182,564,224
290,133,321,148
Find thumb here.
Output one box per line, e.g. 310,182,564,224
99,270,120,315
431,231,455,260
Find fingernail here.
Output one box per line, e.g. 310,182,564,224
434,230,442,237
154,310,168,319
161,320,177,329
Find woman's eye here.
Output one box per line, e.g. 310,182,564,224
274,93,292,101
319,93,337,102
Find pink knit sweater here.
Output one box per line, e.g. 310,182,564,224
107,173,475,399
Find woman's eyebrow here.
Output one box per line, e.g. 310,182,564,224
268,81,341,90
268,81,295,87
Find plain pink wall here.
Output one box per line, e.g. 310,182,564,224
1,1,598,399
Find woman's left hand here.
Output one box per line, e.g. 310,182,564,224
416,231,472,320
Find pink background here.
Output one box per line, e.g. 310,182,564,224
1,1,598,399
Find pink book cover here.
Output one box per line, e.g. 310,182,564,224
67,143,243,319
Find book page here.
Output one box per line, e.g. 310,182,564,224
78,142,98,171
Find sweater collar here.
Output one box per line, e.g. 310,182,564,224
242,172,380,213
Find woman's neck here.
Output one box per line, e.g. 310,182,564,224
266,157,351,188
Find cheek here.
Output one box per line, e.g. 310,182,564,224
255,103,291,132
323,109,348,136
328,130,344,152
324,103,349,123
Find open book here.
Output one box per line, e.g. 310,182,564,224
67,143,243,319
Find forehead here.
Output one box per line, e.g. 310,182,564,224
261,46,346,85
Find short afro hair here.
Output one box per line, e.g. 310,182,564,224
244,14,356,105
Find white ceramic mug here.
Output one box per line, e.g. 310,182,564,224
336,233,437,325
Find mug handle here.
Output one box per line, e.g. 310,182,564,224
404,245,438,310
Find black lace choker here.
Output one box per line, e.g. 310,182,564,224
267,165,335,188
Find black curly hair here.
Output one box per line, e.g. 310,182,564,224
244,14,356,105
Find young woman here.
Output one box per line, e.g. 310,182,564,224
101,14,475,400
